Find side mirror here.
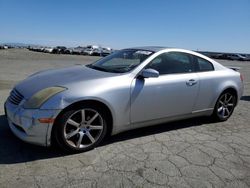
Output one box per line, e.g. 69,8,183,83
139,68,159,78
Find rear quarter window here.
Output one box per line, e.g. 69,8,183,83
196,57,214,72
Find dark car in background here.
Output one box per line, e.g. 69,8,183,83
52,46,67,54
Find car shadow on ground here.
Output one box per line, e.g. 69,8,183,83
241,96,250,101
0,115,65,164
0,114,215,165
101,116,213,146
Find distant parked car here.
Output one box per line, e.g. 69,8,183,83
64,48,73,54
210,53,224,59
83,48,94,55
100,47,113,56
43,47,54,53
29,47,44,52
83,45,100,56
72,47,86,55
52,46,67,54
5,47,244,152
238,54,250,61
71,49,81,55
245,55,250,61
227,54,248,61
92,48,103,56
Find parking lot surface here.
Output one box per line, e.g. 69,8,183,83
0,49,250,188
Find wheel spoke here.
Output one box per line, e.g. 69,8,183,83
81,110,85,123
89,125,103,130
219,101,224,105
226,95,232,103
222,108,226,117
225,108,230,115
224,94,227,103
66,129,79,139
67,118,80,128
87,113,99,124
86,131,95,143
218,106,223,113
76,132,84,148
227,103,234,107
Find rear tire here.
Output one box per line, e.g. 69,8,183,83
212,91,236,121
54,104,108,153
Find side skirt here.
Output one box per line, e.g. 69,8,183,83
111,109,214,135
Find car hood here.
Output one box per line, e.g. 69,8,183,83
15,65,116,98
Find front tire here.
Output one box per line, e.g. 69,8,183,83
54,104,108,153
212,91,236,121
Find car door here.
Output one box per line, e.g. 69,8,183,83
191,55,217,112
130,52,199,123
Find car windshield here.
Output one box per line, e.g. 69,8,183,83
86,49,154,73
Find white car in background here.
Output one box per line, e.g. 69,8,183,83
227,54,248,61
83,45,101,56
43,47,54,53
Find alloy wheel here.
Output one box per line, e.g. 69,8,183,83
63,108,104,149
216,93,235,119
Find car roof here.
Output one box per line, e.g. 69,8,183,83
124,46,170,52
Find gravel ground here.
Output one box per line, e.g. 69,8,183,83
0,49,250,188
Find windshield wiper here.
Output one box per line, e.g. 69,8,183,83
86,64,110,72
86,64,124,73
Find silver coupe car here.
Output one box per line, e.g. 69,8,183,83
4,47,244,152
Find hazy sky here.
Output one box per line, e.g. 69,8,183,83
0,0,250,53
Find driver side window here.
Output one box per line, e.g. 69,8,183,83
147,52,195,75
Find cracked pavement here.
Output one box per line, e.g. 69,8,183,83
0,49,250,188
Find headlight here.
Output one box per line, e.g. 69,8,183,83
23,86,67,109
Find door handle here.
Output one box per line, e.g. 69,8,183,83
186,79,197,86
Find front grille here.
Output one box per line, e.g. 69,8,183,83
8,89,24,105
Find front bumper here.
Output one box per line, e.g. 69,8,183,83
4,100,61,146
